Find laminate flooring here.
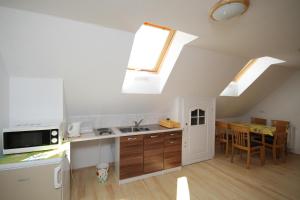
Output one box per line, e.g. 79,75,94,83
71,149,300,200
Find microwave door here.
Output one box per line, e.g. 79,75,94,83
4,130,51,150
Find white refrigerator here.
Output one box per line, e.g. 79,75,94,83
0,154,70,200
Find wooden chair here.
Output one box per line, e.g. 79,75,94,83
251,117,267,125
271,120,289,127
265,125,287,163
271,119,289,157
215,121,230,156
230,124,264,169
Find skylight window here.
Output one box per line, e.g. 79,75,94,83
127,22,175,72
122,22,198,94
220,56,285,96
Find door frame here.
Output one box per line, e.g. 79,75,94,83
178,96,215,166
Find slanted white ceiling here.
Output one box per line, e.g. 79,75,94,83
0,0,300,68
0,5,298,119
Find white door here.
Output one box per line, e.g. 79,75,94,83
182,97,215,165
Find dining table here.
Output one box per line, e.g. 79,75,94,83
229,122,277,164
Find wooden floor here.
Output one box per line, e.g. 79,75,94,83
71,149,300,200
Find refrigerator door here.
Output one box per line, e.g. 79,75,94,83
0,162,62,200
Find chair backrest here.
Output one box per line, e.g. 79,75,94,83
216,121,228,140
271,120,289,127
251,117,267,125
273,125,288,146
230,124,250,148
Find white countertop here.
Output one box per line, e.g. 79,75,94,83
66,124,182,143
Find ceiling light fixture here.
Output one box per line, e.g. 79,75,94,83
209,0,249,21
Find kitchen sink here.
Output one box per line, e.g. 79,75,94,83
118,127,150,133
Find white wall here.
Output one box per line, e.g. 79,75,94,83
0,58,9,155
242,70,300,154
9,77,64,125
0,6,247,117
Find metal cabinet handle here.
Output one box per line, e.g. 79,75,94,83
170,133,175,136
169,141,175,144
150,135,158,138
54,165,62,189
128,137,137,141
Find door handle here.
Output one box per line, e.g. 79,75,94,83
128,137,136,141
54,165,62,189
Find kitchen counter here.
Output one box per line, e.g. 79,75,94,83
67,124,182,143
0,142,70,171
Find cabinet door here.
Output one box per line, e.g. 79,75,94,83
144,133,164,173
164,131,182,169
0,163,62,200
120,135,144,179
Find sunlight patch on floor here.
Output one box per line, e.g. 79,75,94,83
177,176,190,200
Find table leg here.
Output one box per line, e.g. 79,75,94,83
261,134,265,165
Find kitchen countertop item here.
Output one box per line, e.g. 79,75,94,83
94,128,114,136
67,124,182,143
159,119,181,128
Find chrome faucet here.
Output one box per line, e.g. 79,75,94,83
133,119,143,127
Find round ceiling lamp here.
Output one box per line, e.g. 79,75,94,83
209,0,249,21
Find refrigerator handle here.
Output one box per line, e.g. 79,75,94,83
54,165,62,189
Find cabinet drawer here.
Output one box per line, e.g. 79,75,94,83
164,137,182,147
144,133,164,144
120,135,143,144
164,131,182,139
144,133,164,150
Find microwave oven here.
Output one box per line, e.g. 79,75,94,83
2,123,63,155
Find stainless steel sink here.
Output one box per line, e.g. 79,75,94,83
118,126,150,133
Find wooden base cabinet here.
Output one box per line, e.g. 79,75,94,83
164,131,182,169
119,131,182,180
120,135,144,179
144,133,164,173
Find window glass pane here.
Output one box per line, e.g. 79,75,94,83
191,118,198,126
128,24,170,71
198,109,205,116
199,117,205,124
191,109,198,117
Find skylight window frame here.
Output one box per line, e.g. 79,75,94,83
233,59,256,82
127,22,176,73
220,56,285,97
